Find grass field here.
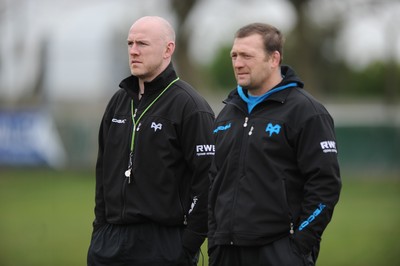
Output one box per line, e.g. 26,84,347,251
0,169,399,266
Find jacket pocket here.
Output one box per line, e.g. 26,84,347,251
281,179,293,224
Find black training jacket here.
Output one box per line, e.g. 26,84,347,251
93,63,215,254
208,66,341,254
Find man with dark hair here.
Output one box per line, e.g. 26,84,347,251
208,22,341,266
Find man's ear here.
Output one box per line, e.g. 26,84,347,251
271,51,281,67
164,41,175,59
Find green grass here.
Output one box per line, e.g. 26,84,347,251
0,169,399,266
0,169,94,266
317,177,400,266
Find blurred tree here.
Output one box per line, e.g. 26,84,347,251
286,0,399,102
209,45,236,91
169,0,205,89
381,1,399,103
340,62,390,97
205,0,399,103
285,0,327,96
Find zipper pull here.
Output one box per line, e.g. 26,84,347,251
125,152,133,183
183,215,188,225
243,117,249,127
133,108,138,119
248,126,254,135
290,222,294,234
136,122,141,131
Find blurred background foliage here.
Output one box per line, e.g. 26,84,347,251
1,0,399,106
209,46,400,99
205,0,400,102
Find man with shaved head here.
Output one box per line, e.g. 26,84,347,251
87,16,215,266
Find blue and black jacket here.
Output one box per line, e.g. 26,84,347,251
208,65,341,255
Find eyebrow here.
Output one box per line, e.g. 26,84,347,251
127,38,150,44
231,50,252,56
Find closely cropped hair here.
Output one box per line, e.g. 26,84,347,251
235,23,284,63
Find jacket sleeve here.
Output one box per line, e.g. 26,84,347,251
92,100,114,228
293,113,341,254
180,108,215,255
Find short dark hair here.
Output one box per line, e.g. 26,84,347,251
235,23,284,63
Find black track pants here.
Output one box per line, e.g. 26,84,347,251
87,223,198,266
208,236,315,266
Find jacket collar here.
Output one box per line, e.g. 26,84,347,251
224,65,304,105
119,63,178,98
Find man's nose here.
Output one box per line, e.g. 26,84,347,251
233,58,244,68
129,44,139,55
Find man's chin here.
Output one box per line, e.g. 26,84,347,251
131,70,144,77
237,82,249,88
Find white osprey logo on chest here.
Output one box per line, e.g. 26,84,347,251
151,122,162,132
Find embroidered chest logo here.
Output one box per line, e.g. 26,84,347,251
151,122,162,132
265,123,281,137
213,123,231,134
112,118,126,124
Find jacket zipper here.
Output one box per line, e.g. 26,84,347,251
122,107,138,220
282,179,295,236
229,115,253,245
121,177,128,221
125,107,138,184
178,188,188,226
